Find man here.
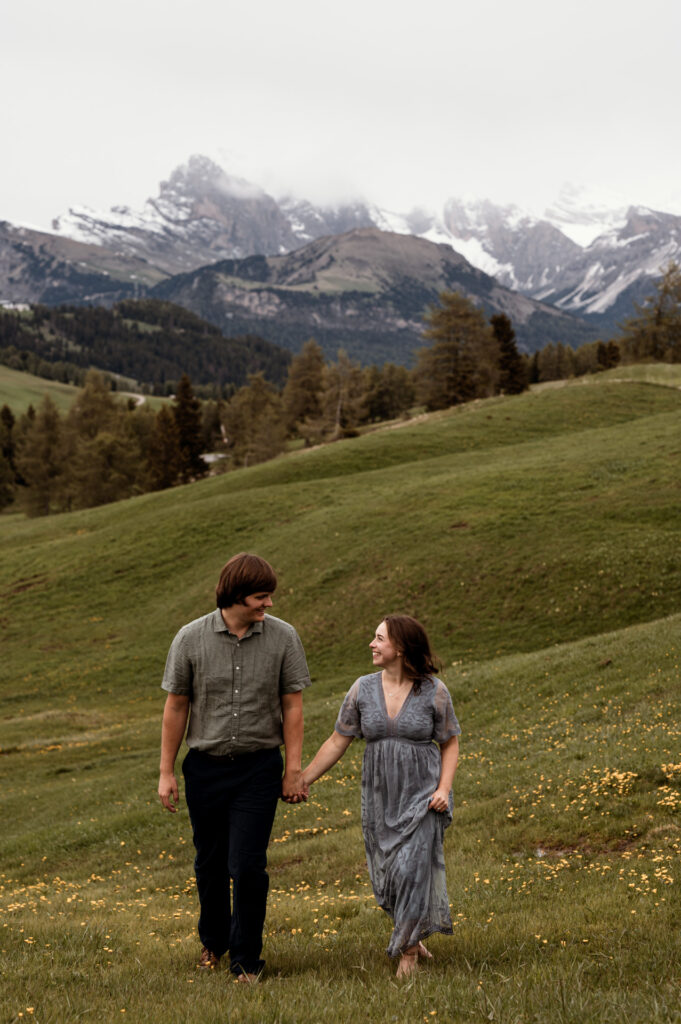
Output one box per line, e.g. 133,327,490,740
158,552,310,981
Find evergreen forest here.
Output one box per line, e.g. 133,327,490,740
1,264,681,518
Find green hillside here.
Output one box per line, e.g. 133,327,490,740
1,378,680,1022
0,364,82,414
0,364,174,417
0,299,291,393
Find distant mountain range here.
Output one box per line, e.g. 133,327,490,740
49,156,378,275
2,155,679,361
436,193,681,332
149,227,596,364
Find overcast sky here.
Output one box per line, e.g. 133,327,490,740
4,0,681,229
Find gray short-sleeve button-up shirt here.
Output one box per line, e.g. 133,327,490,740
162,610,311,756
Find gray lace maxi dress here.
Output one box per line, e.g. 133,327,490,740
334,672,461,958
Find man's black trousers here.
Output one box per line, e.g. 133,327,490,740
182,746,283,976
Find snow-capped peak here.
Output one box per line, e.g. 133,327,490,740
42,156,681,332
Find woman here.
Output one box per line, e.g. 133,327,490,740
301,615,460,977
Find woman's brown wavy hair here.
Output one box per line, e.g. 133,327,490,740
383,614,441,694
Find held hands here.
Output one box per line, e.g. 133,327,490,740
282,768,309,803
159,771,180,813
428,787,450,813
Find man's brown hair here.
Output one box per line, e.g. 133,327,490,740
216,553,277,608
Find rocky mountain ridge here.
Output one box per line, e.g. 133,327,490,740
3,156,677,362
0,220,160,307
46,157,680,335
149,227,597,363
438,196,681,332
50,156,377,276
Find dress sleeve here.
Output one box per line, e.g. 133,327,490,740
433,679,461,742
334,678,364,738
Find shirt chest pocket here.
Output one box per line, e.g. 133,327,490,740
202,675,233,714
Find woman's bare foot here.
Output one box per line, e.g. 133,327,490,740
396,948,419,978
417,941,433,960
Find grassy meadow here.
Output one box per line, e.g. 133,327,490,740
0,367,82,416
0,365,166,416
1,371,680,1023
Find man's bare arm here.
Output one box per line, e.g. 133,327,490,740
158,693,190,813
281,691,305,802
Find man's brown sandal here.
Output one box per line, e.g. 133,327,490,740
197,947,220,969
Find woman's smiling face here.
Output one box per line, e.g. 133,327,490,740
369,620,400,668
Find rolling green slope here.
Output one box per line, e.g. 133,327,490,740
1,377,680,1022
0,364,171,415
0,364,82,414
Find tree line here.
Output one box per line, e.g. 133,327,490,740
0,300,291,396
0,303,525,515
415,262,681,404
2,262,679,517
0,352,417,515
524,262,681,383
0,373,207,515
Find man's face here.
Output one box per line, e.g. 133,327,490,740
241,592,274,623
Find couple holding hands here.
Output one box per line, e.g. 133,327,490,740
159,553,460,982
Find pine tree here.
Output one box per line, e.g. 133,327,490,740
222,373,286,468
61,369,147,508
1,404,16,472
173,374,207,483
416,292,500,410
618,262,681,362
362,363,415,422
67,427,143,509
0,405,17,505
596,340,621,370
606,340,621,368
527,352,540,384
574,341,601,375
146,406,183,490
15,396,68,516
490,314,527,394
537,343,559,382
282,338,326,439
321,350,365,441
555,342,575,380
67,369,119,439
0,450,13,509
201,400,225,451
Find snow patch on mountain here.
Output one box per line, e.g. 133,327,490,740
579,269,646,315
542,182,629,246
54,202,173,244
368,206,419,235
556,236,681,316
443,234,514,282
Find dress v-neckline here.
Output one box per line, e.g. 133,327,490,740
379,672,414,721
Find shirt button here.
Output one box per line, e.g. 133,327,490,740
236,666,240,671
234,689,239,694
